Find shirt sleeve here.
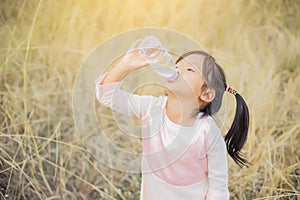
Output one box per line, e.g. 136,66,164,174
95,73,156,119
205,119,230,200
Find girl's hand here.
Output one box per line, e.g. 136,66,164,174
101,39,150,84
120,39,150,72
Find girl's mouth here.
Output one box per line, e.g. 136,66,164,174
167,72,179,83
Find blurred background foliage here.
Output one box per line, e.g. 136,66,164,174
0,0,299,199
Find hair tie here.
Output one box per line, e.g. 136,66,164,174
226,86,237,95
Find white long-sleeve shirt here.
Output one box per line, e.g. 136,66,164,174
95,73,230,200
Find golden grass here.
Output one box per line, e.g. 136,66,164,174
0,0,299,199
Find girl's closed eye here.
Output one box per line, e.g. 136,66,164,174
187,68,195,72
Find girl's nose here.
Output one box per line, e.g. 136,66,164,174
176,68,181,75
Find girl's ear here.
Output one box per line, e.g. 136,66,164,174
199,88,215,103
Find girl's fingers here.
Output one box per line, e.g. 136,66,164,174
127,38,142,53
125,39,143,59
133,38,142,49
122,38,150,70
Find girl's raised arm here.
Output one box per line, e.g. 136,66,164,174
95,39,156,119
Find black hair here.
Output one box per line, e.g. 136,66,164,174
176,50,250,167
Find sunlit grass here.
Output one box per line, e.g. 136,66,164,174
0,0,299,199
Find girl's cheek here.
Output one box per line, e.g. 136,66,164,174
192,80,203,96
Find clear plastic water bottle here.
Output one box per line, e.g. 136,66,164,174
138,36,178,80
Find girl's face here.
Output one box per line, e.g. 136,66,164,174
166,54,206,100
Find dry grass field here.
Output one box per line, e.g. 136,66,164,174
0,0,299,199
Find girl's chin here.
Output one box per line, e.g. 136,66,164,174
164,87,180,97
164,86,196,98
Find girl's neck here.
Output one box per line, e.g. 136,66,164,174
166,93,200,127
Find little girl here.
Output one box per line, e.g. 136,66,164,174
95,39,249,200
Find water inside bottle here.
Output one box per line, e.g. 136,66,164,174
138,36,178,80
150,63,178,80
140,47,165,63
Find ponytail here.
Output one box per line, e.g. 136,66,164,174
224,92,250,167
